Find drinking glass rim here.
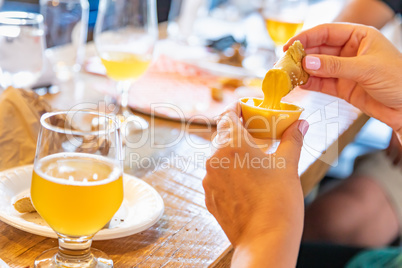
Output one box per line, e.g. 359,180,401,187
40,110,120,136
0,11,44,26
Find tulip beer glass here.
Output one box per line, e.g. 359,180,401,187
31,111,123,268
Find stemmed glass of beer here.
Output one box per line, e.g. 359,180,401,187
263,0,307,59
31,111,123,268
94,0,158,130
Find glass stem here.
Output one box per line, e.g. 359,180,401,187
56,234,95,266
117,80,132,117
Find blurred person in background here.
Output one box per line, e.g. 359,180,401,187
302,0,402,248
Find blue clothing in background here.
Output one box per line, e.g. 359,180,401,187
347,248,402,268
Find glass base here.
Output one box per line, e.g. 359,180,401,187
32,85,60,96
122,109,149,132
34,248,113,268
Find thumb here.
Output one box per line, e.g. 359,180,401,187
276,120,309,166
304,54,362,81
213,101,246,149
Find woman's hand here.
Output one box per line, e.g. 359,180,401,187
203,102,308,268
285,23,402,139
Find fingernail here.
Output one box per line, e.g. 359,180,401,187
298,121,309,136
305,56,321,70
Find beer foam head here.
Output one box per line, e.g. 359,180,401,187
34,152,122,186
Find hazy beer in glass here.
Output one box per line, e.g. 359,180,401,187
265,18,304,47
99,52,151,81
31,111,122,268
31,153,123,236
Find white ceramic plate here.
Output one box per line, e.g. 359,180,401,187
0,165,164,240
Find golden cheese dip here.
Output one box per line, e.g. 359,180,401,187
239,40,308,139
240,97,303,139
259,69,292,110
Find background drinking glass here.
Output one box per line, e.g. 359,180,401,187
167,0,204,44
94,0,158,130
40,0,89,82
262,0,307,59
168,0,258,46
31,111,123,268
0,12,45,89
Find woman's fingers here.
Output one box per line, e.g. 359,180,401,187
213,102,243,148
299,76,339,97
303,54,366,81
285,23,370,50
305,45,342,56
216,102,242,133
213,101,257,150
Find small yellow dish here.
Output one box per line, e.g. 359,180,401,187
240,97,304,139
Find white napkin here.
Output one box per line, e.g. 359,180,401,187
0,87,51,171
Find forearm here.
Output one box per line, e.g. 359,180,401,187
334,0,395,29
231,229,302,268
